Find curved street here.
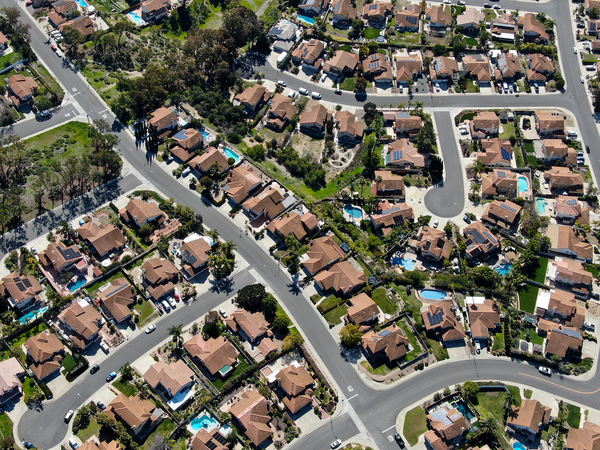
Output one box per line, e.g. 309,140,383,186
2,0,600,448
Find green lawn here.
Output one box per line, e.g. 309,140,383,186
500,121,515,139
398,321,422,361
23,377,38,397
9,322,49,349
211,356,251,391
586,264,599,278
534,258,549,284
475,390,510,425
403,406,428,445
340,77,356,91
520,328,544,346
464,37,478,46
427,338,448,361
492,331,505,351
466,79,478,93
524,389,532,399
113,377,139,397
524,142,534,154
518,286,539,314
77,418,102,442
388,32,420,45
134,300,155,324
507,385,522,405
0,413,14,445
0,50,23,67
141,419,176,450
323,305,348,326
62,353,79,373
583,53,597,63
363,27,381,39
360,359,397,376
318,295,344,313
566,403,581,428
86,270,128,297
339,44,352,52
484,9,497,21
372,288,397,315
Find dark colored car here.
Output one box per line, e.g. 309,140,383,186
587,145,591,154
90,364,100,374
97,401,106,410
394,434,406,448
23,442,34,449
463,215,471,224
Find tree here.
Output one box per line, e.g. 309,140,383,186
112,20,134,50
34,96,53,112
416,120,437,154
432,44,447,56
590,7,600,19
61,25,84,56
282,332,304,351
168,324,184,346
340,323,362,347
470,158,486,179
96,413,116,430
247,144,266,161
206,229,220,243
222,240,236,259
462,381,479,400
202,312,220,339
119,363,134,380
479,417,498,439
149,435,171,450
236,283,266,312
262,293,278,321
355,77,367,92
273,311,291,332
363,102,379,125
554,71,565,90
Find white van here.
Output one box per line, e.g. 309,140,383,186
475,342,481,354
65,410,74,423
298,88,309,95
287,90,297,98
567,130,578,138
162,300,171,312
181,167,191,177
99,341,109,353
69,438,79,449
311,91,321,99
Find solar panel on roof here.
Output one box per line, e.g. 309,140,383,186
369,4,377,9
567,199,577,205
378,329,392,337
555,328,581,339
22,279,32,288
427,311,444,326
500,203,517,214
104,284,128,298
497,171,506,178
58,246,80,261
182,249,197,265
15,281,26,292
483,231,498,244
470,229,486,244
436,240,445,249
501,147,511,161
393,150,403,161
173,129,188,140
369,62,381,69
449,413,461,421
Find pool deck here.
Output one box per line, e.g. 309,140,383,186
342,204,366,223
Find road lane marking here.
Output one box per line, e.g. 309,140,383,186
518,372,600,394
387,435,393,442
72,87,77,92
347,394,358,401
382,425,396,433
65,113,70,117
347,385,353,392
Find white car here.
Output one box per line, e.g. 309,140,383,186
219,309,228,318
331,440,342,449
574,47,579,54
457,0,465,4
145,324,156,334
539,366,552,376
277,80,287,87
167,296,177,308
581,75,586,83
493,4,500,9
433,220,439,228
443,0,451,3
435,82,440,92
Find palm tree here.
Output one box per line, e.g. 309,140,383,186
479,417,498,439
397,103,405,110
222,240,237,259
168,324,184,347
414,101,424,112
470,158,486,179
285,234,301,252
206,229,220,245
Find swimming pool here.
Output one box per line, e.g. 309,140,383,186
298,15,316,25
223,147,239,162
19,307,48,325
128,11,143,24
190,414,218,432
199,128,211,141
494,263,513,276
536,198,548,214
451,399,476,421
392,256,416,271
518,176,528,194
513,443,527,450
420,289,447,300
68,276,87,292
344,205,362,219
76,0,88,7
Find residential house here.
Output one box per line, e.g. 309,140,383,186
491,14,518,41
463,221,500,260
430,56,460,82
425,5,451,36
60,299,103,349
527,54,555,83
535,110,565,137
507,399,551,440
190,428,230,450
291,39,325,68
99,441,123,450
189,147,230,176
266,93,298,131
275,364,315,414
119,198,164,229
148,107,178,137
269,20,299,53
495,52,522,81
298,0,328,15
323,50,359,77
361,1,392,25
106,393,162,437
229,389,272,447
547,257,594,295
370,202,414,236
386,139,426,168
390,112,422,138
566,420,600,450
314,261,367,295
519,12,549,43
588,20,600,38
586,0,600,12
76,222,126,259
225,309,273,343
472,111,500,137
535,288,585,329
267,211,319,241
300,104,333,135
302,236,345,275
234,84,271,116
0,358,25,405
361,323,410,363
0,32,8,50
336,110,365,144
242,187,286,220
0,272,44,312
331,0,356,26
363,53,394,85
141,258,178,302
143,360,194,398
185,335,239,378
481,199,522,227
7,74,38,107
424,405,471,450
542,139,577,165
415,226,452,262
59,15,96,37
395,4,421,32
345,292,380,328
422,301,466,343
555,196,590,225
395,55,422,84
546,224,593,261
38,242,85,273
481,169,518,198
544,324,584,359
462,54,492,85
457,8,484,30
179,236,212,278
99,278,136,323
544,166,584,195
24,330,64,380
48,0,78,27
373,170,405,198
476,138,513,167
225,166,262,205
172,128,204,163
467,298,501,344
140,0,171,22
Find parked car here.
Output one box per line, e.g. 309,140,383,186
583,321,595,331
106,372,117,382
483,3,491,8
463,215,471,224
334,88,342,94
299,88,309,95
97,401,106,410
277,80,287,87
493,4,500,9
22,442,34,449
433,220,439,228
145,324,156,334
581,75,586,83
587,145,591,154
331,440,342,449
90,364,100,374
162,300,171,312
457,0,465,4
574,46,579,54
69,438,79,449
38,110,51,120
55,49,64,58
167,296,177,308
64,410,74,423
394,434,406,448
311,91,321,99
99,341,109,353
219,309,228,318
539,366,552,376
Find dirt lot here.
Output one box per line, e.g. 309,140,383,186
291,131,323,163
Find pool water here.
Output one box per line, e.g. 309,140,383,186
518,176,528,194
344,205,362,219
68,276,87,292
199,128,211,141
452,399,476,421
190,414,218,432
494,263,513,276
536,198,548,214
392,257,416,271
420,289,447,300
19,307,48,325
76,0,89,7
298,15,316,25
513,443,527,450
223,147,239,162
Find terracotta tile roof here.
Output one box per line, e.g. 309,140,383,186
336,110,365,142
508,399,551,433
314,261,367,295
542,139,570,159
424,430,451,450
361,322,409,361
225,166,262,204
0,272,43,304
0,357,23,397
442,326,466,342
48,11,67,26
422,301,456,331
416,226,452,261
38,241,84,272
346,292,379,325
370,203,414,235
147,282,174,302
190,147,230,174
331,0,356,20
302,236,345,274
267,211,318,241
535,111,564,134
481,169,518,197
374,170,405,194
395,55,422,82
149,107,177,131
52,0,78,15
545,325,584,358
361,1,391,19
546,224,593,260
59,15,97,36
24,331,63,363
482,199,522,226
78,442,99,450
393,113,422,132
544,166,584,193
551,258,593,287
292,39,325,64
427,405,471,441
463,54,491,82
528,54,554,76
543,289,585,329
519,13,548,42
386,139,425,167
395,4,421,29
60,301,103,341
463,221,500,259
300,104,333,131
257,337,277,357
472,111,500,132
555,196,590,225
119,198,164,227
98,441,122,450
76,222,126,257
326,50,359,73
142,258,178,286
364,53,393,81
143,360,194,395
235,84,270,110
180,238,211,277
457,7,484,27
30,355,62,380
173,128,203,151
567,420,600,450
476,138,513,166
98,278,135,323
467,299,500,339
190,428,229,450
170,146,196,163
108,393,156,430
425,5,451,26
268,93,297,123
225,309,271,342
229,389,272,446
242,187,286,220
587,0,600,9
184,335,238,377
430,56,459,80
276,364,314,397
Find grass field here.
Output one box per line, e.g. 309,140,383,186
77,418,102,442
86,270,128,297
520,328,544,346
464,37,478,46
363,27,382,39
113,377,138,397
566,403,581,428
212,356,251,391
10,322,49,349
318,295,344,312
324,305,348,326
534,258,549,284
360,359,398,376
427,338,448,361
475,390,510,425
466,79,478,93
492,330,505,351
403,406,428,445
0,413,14,445
518,285,539,314
141,419,176,450
134,300,155,324
371,288,397,315
524,389,532,399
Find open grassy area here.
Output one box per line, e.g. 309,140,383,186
388,32,420,45
518,285,539,314
427,338,448,361
507,385,522,405
566,403,581,428
534,258,549,284
23,377,38,397
363,28,382,39
520,328,544,346
500,121,515,139
134,299,155,324
61,353,79,373
212,356,251,391
113,377,139,397
318,295,344,313
9,322,49,349
86,270,128,297
466,79,478,93
492,330,505,351
475,390,510,425
340,77,356,91
141,419,176,450
324,305,348,326
403,406,428,445
398,320,423,361
372,288,397,315
0,50,24,67
464,37,478,46
0,413,14,446
77,418,102,442
361,359,397,376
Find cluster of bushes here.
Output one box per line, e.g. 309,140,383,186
275,147,326,190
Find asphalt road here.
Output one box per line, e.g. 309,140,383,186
7,0,600,449
288,413,360,450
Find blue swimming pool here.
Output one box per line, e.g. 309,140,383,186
19,307,48,325
129,12,143,24
76,0,89,7
392,256,416,271
494,263,513,276
518,176,528,194
223,147,239,162
452,399,476,421
68,276,87,292
298,15,316,25
420,289,447,300
513,443,527,450
536,198,548,214
344,205,362,219
190,414,218,432
199,128,211,141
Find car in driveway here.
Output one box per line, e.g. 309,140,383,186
167,296,177,308
463,215,471,224
97,401,106,410
106,371,117,382
219,309,228,318
539,366,552,376
331,440,342,449
145,324,156,334
583,321,595,331
79,219,85,226
90,364,100,374
394,434,406,448
433,220,439,228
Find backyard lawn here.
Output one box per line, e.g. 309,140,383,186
403,406,428,445
141,419,176,450
363,27,382,39
324,305,349,326
318,295,344,313
77,418,103,442
475,389,511,425
534,258,549,284
86,270,128,297
566,403,581,428
464,37,478,46
360,359,397,376
372,288,397,315
0,413,14,445
113,377,138,397
211,356,251,391
9,322,49,349
520,328,544,346
518,285,539,314
500,121,515,139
